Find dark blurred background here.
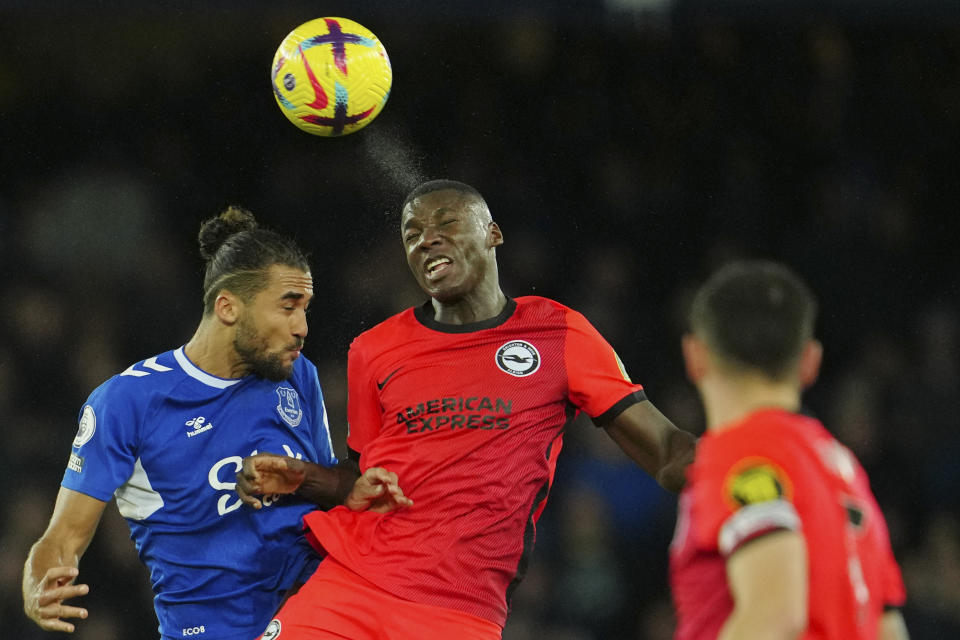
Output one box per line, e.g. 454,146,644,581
2,1,959,638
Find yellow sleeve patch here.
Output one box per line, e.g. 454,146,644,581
613,351,632,383
724,458,793,509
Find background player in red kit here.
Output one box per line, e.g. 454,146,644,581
241,179,697,639
669,260,909,640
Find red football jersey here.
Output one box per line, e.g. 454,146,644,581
669,409,906,640
303,296,645,625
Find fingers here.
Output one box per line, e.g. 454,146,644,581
235,476,263,509
363,467,400,486
237,453,287,502
237,454,304,497
43,566,80,587
38,617,78,633
249,453,292,473
381,483,414,508
388,488,414,508
37,583,89,607
28,569,89,633
368,468,413,505
239,452,290,483
366,490,414,514
373,476,413,507
347,467,414,512
38,600,89,629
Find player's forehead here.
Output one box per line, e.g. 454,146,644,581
264,263,314,297
401,189,484,228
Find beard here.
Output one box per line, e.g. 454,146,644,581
233,313,297,382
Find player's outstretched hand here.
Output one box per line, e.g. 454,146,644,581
24,566,89,633
345,467,414,514
236,452,306,509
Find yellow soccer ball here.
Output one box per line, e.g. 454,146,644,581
271,17,392,136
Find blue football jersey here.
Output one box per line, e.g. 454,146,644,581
61,347,337,640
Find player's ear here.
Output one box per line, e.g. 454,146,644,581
682,334,708,384
798,339,822,389
214,290,242,326
487,221,503,248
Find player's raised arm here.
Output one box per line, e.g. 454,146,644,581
603,400,697,493
23,487,105,633
236,452,412,513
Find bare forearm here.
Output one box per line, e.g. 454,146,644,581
23,539,77,596
23,488,103,631
296,459,361,509
656,427,697,492
605,401,697,493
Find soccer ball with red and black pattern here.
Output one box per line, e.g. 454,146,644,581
271,17,392,136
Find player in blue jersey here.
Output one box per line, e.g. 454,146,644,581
23,206,411,639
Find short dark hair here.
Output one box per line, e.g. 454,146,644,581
401,179,487,213
689,260,818,380
197,206,309,314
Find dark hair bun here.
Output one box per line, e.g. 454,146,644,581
198,206,258,260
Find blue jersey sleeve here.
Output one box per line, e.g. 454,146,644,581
61,377,141,502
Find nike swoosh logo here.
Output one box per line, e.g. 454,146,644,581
377,367,402,390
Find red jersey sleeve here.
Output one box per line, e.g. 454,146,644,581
691,431,802,557
882,545,907,609
876,512,907,608
562,307,645,422
346,338,381,455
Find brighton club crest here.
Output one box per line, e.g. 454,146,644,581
496,340,541,377
275,387,303,427
262,619,282,639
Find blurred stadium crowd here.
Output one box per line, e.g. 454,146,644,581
1,1,958,638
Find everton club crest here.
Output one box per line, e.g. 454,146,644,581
275,387,303,427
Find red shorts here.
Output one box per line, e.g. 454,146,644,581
255,557,503,640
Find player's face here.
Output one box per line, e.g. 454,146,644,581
400,189,502,302
233,264,313,381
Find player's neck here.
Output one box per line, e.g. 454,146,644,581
430,284,507,325
184,319,247,379
701,373,801,433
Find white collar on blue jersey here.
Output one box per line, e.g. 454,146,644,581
174,347,243,389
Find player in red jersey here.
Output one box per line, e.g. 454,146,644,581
240,179,698,639
670,260,909,640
